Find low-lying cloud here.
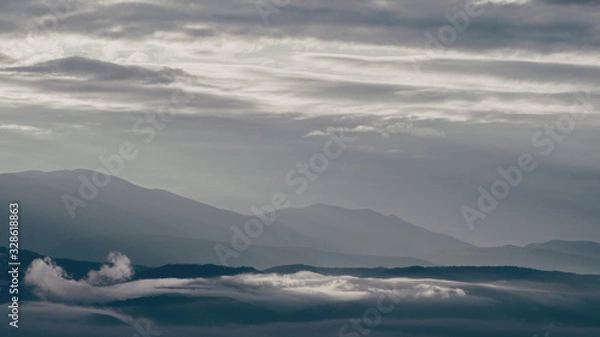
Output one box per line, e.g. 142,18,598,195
25,252,134,301
84,251,133,285
25,255,467,305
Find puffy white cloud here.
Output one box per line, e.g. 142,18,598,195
85,251,133,285
25,252,134,301
24,257,91,301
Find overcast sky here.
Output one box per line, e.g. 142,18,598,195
1,0,599,246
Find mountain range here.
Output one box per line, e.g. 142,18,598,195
1,169,599,273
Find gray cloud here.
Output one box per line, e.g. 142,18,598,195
5,56,192,84
541,0,600,5
0,0,597,52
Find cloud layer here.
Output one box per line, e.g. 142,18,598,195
24,254,467,305
15,255,600,337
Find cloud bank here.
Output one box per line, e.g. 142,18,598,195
25,254,467,305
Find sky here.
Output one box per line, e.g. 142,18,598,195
0,0,599,246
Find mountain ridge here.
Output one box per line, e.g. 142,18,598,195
1,169,599,273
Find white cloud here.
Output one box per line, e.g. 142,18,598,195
85,252,133,285
0,124,52,137
25,258,467,305
304,123,445,139
25,252,134,301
